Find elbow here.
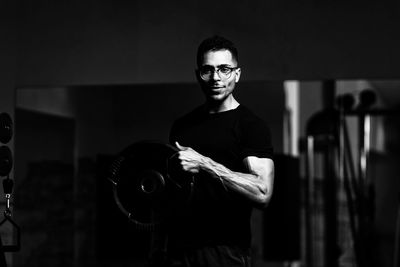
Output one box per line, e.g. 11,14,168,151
255,188,273,209
261,191,273,208
259,167,274,208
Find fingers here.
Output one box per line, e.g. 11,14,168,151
175,141,189,151
180,163,200,174
174,142,200,173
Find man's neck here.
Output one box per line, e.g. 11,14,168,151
206,97,240,114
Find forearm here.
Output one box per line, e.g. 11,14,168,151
200,156,272,205
174,142,274,207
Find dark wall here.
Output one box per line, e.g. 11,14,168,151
0,1,15,102
16,0,400,87
72,81,284,158
14,110,76,267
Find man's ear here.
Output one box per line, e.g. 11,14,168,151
235,68,241,83
195,69,202,83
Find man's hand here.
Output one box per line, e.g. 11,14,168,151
175,142,206,174
175,142,274,208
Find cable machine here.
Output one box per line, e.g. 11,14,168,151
304,87,399,267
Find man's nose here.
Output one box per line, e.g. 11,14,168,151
211,70,221,81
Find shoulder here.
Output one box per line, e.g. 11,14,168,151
234,105,274,158
236,105,270,130
173,105,206,126
237,105,261,119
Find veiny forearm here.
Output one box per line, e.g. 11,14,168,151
200,156,271,205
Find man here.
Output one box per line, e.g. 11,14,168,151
167,35,274,267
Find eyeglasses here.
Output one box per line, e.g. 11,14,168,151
198,66,239,81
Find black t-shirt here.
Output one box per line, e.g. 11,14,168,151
168,104,273,249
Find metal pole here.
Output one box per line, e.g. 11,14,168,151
394,194,400,267
340,115,361,267
324,135,338,267
306,136,315,267
360,115,371,187
357,112,372,267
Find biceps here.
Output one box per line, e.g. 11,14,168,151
244,157,274,197
244,156,274,178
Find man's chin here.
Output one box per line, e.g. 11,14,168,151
205,96,229,107
207,94,225,102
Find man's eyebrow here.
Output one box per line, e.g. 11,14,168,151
201,64,233,68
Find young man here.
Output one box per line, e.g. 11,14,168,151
167,35,275,267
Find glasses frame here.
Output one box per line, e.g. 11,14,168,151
198,65,239,81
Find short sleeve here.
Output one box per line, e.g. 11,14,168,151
237,116,274,160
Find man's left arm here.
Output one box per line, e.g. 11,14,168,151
175,142,274,208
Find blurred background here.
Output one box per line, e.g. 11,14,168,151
1,1,400,267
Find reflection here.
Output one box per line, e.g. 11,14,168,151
12,80,400,267
14,81,284,267
299,80,400,267
14,109,76,267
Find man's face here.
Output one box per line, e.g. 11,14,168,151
197,49,241,104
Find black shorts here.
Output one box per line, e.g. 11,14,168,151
165,245,251,267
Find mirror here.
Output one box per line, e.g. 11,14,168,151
12,79,400,267
13,81,284,266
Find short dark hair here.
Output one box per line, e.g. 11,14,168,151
196,35,239,67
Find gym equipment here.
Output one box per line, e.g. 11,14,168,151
107,141,194,232
0,112,19,267
305,88,400,267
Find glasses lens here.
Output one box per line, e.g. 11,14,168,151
199,67,213,80
219,67,233,78
199,66,235,80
